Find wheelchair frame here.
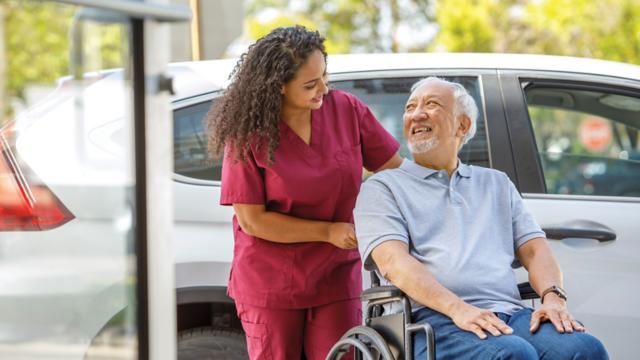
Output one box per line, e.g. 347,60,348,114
326,273,539,360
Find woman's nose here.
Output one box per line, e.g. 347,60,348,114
320,78,329,94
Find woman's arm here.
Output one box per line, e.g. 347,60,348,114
233,203,357,249
375,152,403,172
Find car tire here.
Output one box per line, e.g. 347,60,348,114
177,326,248,360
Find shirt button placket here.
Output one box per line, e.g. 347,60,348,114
448,173,457,204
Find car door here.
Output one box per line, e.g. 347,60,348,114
500,71,640,359
171,93,236,291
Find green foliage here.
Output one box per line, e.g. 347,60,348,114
243,0,639,65
245,0,433,54
4,1,74,99
433,0,640,64
432,0,498,52
3,1,126,101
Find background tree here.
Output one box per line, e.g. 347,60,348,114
432,0,640,64
244,0,433,53
1,0,125,124
4,1,74,100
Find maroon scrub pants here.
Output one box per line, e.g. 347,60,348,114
236,298,361,360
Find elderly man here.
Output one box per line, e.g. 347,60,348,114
354,77,608,360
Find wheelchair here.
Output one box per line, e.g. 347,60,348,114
326,272,539,360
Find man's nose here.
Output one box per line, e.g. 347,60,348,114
408,107,427,121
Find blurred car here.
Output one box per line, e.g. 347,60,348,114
2,53,639,359
547,152,640,197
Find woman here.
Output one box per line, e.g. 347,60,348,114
207,25,402,359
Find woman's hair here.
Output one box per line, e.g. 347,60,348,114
207,25,327,164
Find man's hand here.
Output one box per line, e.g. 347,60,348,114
530,294,585,333
450,302,513,339
327,222,357,249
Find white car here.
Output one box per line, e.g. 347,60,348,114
2,53,639,359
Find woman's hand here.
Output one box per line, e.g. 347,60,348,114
327,223,357,249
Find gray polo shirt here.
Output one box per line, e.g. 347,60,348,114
354,159,545,314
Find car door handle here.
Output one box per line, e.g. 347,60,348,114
542,219,616,242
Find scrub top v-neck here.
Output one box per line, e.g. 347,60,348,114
221,89,400,309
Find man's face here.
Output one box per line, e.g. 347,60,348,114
402,81,463,156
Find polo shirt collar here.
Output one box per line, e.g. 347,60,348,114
401,158,472,179
457,161,472,178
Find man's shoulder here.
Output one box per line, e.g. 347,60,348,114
466,164,510,183
365,167,408,186
358,168,409,197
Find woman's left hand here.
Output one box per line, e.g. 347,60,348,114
327,223,358,249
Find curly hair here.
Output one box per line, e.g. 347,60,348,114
207,25,327,165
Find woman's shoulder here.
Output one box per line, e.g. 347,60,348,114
325,89,365,110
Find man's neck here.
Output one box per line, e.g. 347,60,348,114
413,152,459,177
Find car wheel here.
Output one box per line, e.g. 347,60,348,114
177,326,248,360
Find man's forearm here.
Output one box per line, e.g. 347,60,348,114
518,238,563,298
373,241,465,317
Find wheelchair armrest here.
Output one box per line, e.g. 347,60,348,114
518,282,539,300
362,282,537,302
361,285,403,302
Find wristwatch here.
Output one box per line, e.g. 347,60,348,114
541,285,567,303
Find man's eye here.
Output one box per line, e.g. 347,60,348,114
304,84,315,90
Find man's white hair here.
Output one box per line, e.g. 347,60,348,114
410,77,478,145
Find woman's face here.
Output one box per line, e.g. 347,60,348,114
281,49,329,112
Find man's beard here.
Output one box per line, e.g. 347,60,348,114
408,137,439,154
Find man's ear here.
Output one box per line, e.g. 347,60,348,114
281,86,286,95
457,115,471,138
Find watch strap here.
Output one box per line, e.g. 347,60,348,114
541,285,567,303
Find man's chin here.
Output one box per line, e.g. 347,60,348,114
408,139,439,154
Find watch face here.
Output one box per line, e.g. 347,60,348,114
542,286,567,302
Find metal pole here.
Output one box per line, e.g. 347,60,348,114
189,0,201,61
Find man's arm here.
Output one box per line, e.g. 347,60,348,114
516,238,585,333
372,240,513,339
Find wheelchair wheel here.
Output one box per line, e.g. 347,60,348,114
326,326,395,360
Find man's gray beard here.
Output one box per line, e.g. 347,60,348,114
408,137,439,154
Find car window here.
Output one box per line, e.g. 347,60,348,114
173,101,221,181
332,76,489,169
524,83,640,197
174,76,488,182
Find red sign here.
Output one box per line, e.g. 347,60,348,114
578,117,611,152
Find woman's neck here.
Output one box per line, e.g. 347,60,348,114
281,106,311,125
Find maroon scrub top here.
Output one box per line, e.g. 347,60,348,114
220,90,400,309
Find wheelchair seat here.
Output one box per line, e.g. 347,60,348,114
326,272,539,360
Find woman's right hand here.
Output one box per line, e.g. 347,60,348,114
327,222,358,249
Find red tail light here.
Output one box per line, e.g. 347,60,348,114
0,122,74,231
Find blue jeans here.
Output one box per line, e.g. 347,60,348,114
412,307,608,360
